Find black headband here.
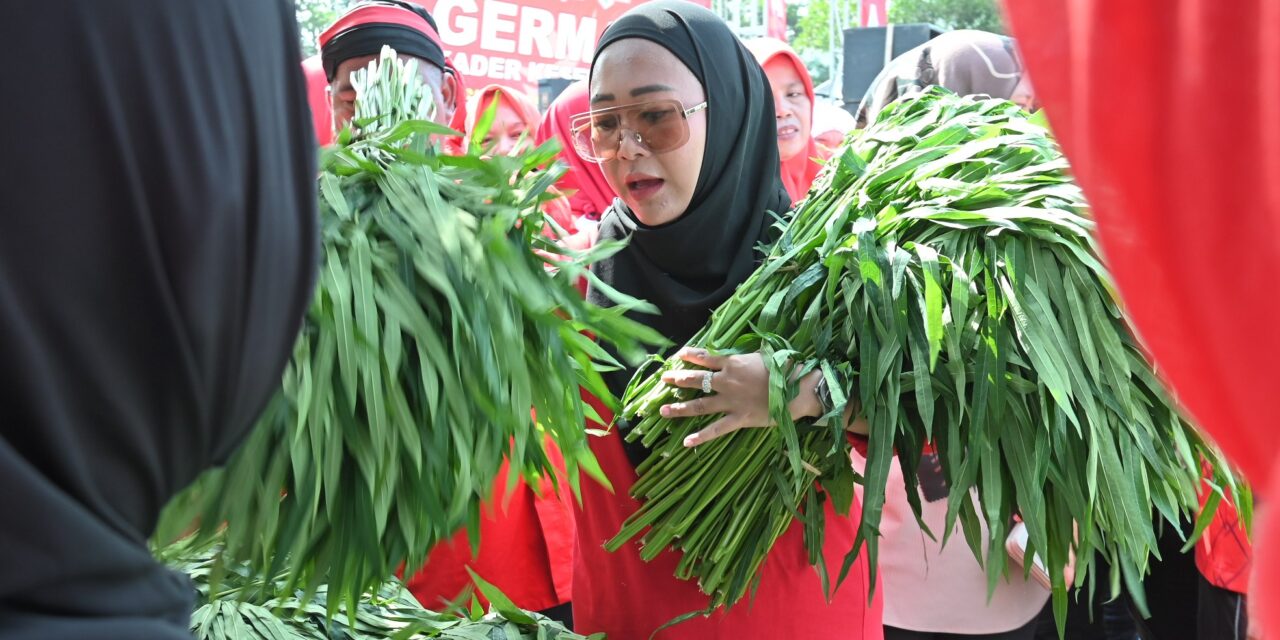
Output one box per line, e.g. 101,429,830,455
321,23,445,82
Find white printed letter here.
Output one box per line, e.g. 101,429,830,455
435,0,478,47
481,0,518,54
518,7,555,58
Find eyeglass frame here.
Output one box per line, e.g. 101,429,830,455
568,99,709,163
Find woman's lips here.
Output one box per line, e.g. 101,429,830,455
625,175,665,200
777,124,801,141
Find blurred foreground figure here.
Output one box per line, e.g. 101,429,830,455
1003,0,1279,637
0,1,318,638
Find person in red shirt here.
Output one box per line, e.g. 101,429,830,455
404,457,576,624
570,3,882,637
311,2,573,625
812,101,858,155
748,38,826,204
1197,469,1253,640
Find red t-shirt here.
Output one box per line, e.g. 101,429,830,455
571,392,883,639
404,459,574,612
1195,473,1252,595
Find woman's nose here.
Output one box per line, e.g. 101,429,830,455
616,130,648,160
775,97,793,118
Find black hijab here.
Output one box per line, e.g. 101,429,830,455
0,1,316,636
585,1,790,464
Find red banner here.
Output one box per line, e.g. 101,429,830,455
767,0,788,40
861,0,887,27
414,0,711,96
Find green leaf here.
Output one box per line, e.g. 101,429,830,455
464,567,538,626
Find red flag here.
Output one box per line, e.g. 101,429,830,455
766,0,788,40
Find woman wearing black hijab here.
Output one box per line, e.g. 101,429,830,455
0,1,316,638
572,2,882,637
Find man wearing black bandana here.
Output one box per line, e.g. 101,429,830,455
319,0,461,131
0,1,317,638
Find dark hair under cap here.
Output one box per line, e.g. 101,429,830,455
319,1,446,82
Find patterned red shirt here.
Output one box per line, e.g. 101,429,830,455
1196,473,1252,594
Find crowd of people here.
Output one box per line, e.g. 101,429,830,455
303,3,1255,639
0,1,1260,639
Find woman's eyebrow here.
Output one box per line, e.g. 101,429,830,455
591,83,677,105
631,84,676,97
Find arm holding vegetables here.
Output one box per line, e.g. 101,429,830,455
659,347,869,447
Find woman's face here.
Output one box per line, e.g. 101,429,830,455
479,97,530,156
591,39,707,227
763,57,812,162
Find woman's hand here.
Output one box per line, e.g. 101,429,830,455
659,347,824,448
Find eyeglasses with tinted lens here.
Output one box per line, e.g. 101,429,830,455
569,99,709,163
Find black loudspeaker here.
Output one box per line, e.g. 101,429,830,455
842,23,946,111
537,77,575,113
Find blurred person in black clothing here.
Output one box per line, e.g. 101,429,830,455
0,2,317,638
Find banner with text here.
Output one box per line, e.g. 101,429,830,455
861,0,888,27
415,0,712,97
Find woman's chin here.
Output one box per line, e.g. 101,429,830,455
778,143,806,162
630,203,682,227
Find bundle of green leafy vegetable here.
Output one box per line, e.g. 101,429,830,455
611,88,1242,632
156,47,662,616
158,536,599,640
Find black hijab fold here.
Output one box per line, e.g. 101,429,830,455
584,1,790,465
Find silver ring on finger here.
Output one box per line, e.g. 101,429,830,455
701,370,714,394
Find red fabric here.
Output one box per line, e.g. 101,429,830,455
1002,0,1280,632
317,4,442,51
534,80,617,221
533,444,577,603
404,458,575,611
441,59,469,157
848,432,869,458
302,55,334,147
1196,475,1252,594
747,38,825,203
1256,474,1280,634
573,392,883,639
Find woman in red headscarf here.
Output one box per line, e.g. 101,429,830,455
465,84,580,240
748,38,825,204
466,84,540,157
535,80,617,237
